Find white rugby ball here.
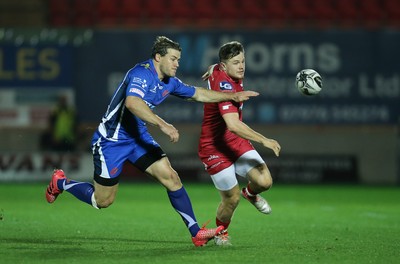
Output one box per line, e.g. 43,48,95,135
295,69,322,95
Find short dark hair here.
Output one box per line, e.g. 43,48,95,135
219,41,244,62
151,36,182,58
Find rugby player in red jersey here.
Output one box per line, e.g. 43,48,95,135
198,41,281,246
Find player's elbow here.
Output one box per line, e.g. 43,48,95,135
226,124,241,135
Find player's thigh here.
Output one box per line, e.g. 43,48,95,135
211,165,238,191
235,150,272,186
235,150,265,177
145,157,182,191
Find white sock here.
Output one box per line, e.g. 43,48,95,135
91,193,99,209
245,187,256,197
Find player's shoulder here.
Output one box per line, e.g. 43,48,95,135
211,66,229,83
131,61,153,74
128,61,155,81
211,70,235,92
136,61,152,70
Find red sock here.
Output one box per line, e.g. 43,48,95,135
216,218,230,230
246,184,257,196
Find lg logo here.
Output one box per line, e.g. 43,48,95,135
219,82,232,90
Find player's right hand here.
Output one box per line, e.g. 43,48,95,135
263,139,281,157
231,91,259,102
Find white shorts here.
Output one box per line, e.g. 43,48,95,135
210,150,265,191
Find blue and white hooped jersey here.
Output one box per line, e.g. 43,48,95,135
97,59,196,140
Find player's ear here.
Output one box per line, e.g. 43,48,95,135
155,53,161,62
220,63,226,71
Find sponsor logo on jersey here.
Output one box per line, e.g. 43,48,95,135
222,104,232,110
143,100,154,109
219,81,233,90
162,90,169,97
210,161,224,169
131,77,147,88
208,154,220,161
129,88,145,97
150,83,163,93
140,63,151,69
110,167,119,176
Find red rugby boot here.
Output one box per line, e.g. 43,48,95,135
192,224,224,247
45,169,66,203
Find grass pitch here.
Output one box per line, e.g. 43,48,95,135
0,183,399,264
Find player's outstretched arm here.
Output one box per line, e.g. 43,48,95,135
191,87,259,103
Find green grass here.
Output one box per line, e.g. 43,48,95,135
0,183,399,264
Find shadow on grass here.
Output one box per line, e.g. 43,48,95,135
1,236,241,256
1,235,243,264
2,236,185,248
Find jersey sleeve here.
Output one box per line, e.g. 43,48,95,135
209,69,240,115
126,69,150,98
218,99,239,115
171,77,196,99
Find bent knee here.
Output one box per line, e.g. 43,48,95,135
228,194,241,206
257,171,273,191
262,177,273,190
156,170,182,190
97,199,114,208
93,182,118,208
94,196,115,208
231,196,241,208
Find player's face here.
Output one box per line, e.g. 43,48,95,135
158,48,181,78
223,52,245,81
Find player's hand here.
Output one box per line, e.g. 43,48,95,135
231,91,259,102
159,122,179,143
202,64,217,80
262,139,281,157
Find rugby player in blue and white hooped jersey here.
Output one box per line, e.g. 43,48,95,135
45,36,259,247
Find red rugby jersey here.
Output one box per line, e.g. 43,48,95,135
199,64,245,149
